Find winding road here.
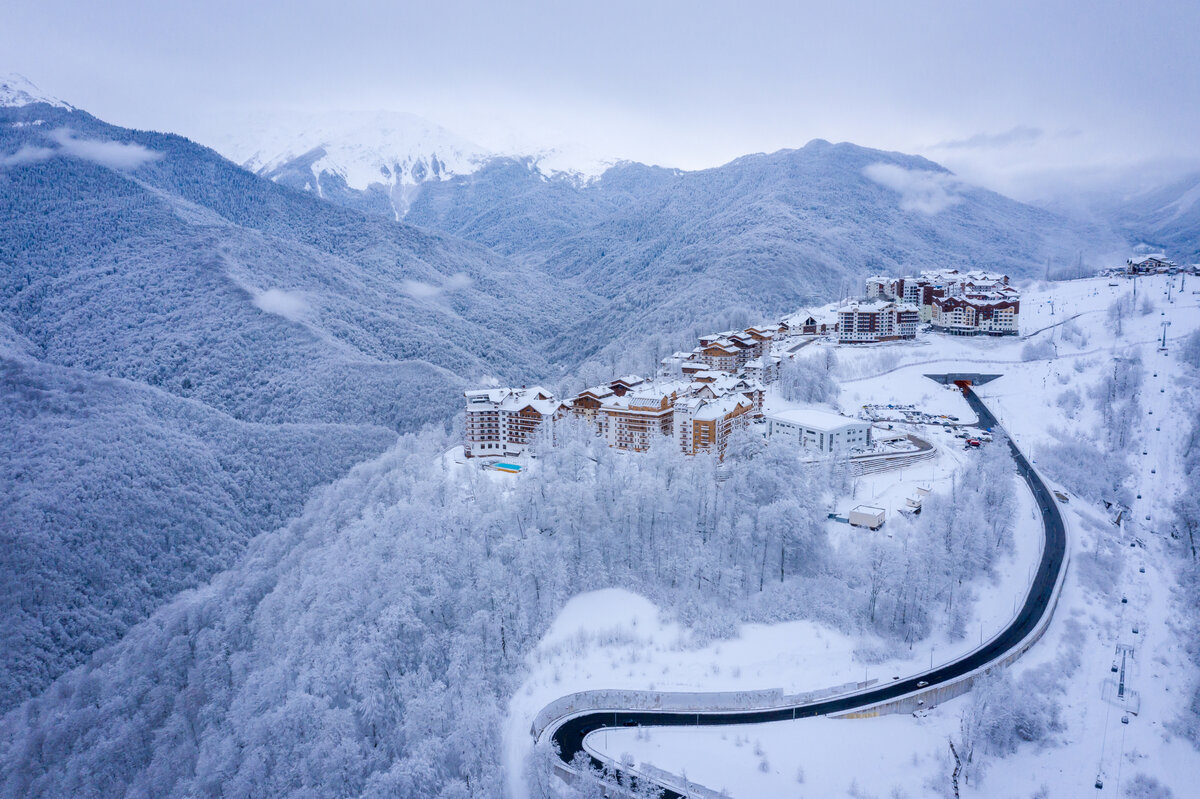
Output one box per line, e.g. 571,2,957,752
537,378,1069,797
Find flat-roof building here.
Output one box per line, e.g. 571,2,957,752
849,505,886,530
765,408,871,453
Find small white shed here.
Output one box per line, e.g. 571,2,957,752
849,504,886,530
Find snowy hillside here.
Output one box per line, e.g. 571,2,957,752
0,97,573,707
0,354,396,711
1098,172,1200,264
3,277,1195,799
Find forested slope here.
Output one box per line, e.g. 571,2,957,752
0,101,574,707
0,351,397,710
0,423,1018,799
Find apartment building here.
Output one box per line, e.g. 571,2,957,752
931,295,1020,335
674,393,757,458
837,301,920,343
599,384,682,452
463,386,564,457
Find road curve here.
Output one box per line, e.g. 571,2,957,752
538,383,1069,797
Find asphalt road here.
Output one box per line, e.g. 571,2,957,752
546,383,1068,797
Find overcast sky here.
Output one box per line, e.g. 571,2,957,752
6,0,1199,198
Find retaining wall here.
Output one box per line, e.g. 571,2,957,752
531,680,876,741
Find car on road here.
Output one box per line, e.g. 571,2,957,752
916,680,929,688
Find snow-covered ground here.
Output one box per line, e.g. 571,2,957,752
520,275,1200,798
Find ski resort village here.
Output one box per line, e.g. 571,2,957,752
5,24,1200,799
463,269,1021,465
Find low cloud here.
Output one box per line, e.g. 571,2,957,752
0,144,56,166
863,163,962,215
936,125,1044,150
253,289,310,322
50,129,162,169
0,128,161,170
401,272,473,299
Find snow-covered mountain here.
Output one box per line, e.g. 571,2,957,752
203,110,615,219
0,73,71,110
203,110,494,219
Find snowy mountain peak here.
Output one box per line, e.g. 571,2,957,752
202,109,624,217
201,109,501,218
210,109,492,189
0,73,71,110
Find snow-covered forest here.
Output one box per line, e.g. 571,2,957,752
0,412,1021,798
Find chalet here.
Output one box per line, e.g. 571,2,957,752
688,373,765,417
463,386,564,457
659,351,694,377
743,326,777,347
1127,255,1176,275
871,270,1013,322
567,384,617,429
865,275,896,300
742,354,781,385
779,309,836,337
697,339,742,372
608,375,647,396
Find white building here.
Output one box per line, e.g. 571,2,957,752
765,408,871,453
463,386,563,457
865,275,896,300
849,505,886,530
836,301,920,343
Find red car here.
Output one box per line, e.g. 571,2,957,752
966,439,981,447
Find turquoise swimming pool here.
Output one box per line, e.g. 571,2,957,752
493,462,522,472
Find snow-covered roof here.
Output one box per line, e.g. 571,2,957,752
523,399,563,414
937,294,1018,308
465,388,511,403
575,384,616,400
781,307,838,327
766,408,865,431
465,385,559,412
1128,254,1174,266
839,300,896,313
691,394,754,421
